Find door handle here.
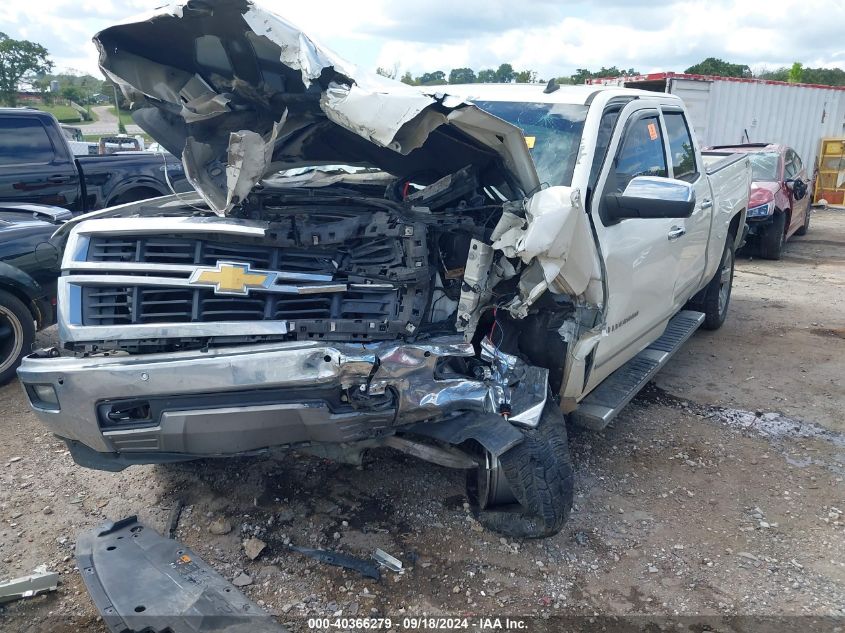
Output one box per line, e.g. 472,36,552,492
47,175,70,184
701,199,713,209
668,226,686,240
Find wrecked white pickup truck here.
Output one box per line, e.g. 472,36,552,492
18,0,750,538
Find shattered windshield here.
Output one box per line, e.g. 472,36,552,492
748,152,781,181
475,101,588,186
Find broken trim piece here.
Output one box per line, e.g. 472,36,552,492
0,565,59,605
287,545,380,581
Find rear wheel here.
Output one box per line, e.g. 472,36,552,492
700,235,735,331
468,401,574,538
759,211,786,260
0,290,35,385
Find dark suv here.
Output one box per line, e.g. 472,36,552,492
0,203,69,383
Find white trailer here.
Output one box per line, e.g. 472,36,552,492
587,73,845,174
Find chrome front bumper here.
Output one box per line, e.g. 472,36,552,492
18,338,498,458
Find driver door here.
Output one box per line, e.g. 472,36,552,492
585,104,681,391
785,149,811,233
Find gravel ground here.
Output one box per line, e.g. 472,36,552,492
1,208,843,632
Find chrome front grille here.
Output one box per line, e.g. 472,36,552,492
60,215,430,349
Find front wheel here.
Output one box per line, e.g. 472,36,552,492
0,290,35,385
759,211,786,260
468,401,574,538
700,235,735,331
795,207,811,236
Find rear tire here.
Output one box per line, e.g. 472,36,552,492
468,402,574,538
700,235,735,331
0,290,35,385
795,207,811,236
759,211,786,260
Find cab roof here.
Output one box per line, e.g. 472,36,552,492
441,83,684,106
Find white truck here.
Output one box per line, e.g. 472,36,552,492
18,0,750,538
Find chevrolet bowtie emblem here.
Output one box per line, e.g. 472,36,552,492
188,261,275,296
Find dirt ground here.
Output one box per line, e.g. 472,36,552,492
1,209,843,632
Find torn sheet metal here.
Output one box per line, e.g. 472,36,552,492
76,516,286,633
493,186,604,315
94,0,539,214
0,565,59,604
480,338,548,428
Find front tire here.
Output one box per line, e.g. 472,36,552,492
759,211,786,260
468,402,574,538
795,207,811,236
0,290,35,385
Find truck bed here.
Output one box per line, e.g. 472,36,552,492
701,150,748,175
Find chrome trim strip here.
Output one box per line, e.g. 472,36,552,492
64,276,348,295
64,261,335,283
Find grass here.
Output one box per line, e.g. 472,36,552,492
33,104,84,123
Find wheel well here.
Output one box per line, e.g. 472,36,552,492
728,211,742,240
0,282,41,326
777,207,791,234
107,186,164,207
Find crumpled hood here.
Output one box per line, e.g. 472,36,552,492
93,0,539,214
750,181,780,205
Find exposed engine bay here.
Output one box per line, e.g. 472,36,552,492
64,165,582,402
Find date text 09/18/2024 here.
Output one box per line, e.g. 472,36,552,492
307,617,528,630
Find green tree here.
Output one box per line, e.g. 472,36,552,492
757,65,845,86
494,63,515,83
61,85,83,104
803,66,845,86
788,62,803,84
448,67,476,84
570,66,638,84
514,69,537,83
399,71,417,85
0,32,53,106
755,66,790,82
417,70,447,85
477,68,497,83
685,57,751,78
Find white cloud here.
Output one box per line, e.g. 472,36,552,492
0,0,841,80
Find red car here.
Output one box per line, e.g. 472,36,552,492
706,143,812,259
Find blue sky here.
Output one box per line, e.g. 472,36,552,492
1,0,843,79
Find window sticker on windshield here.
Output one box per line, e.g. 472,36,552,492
525,136,536,149
647,122,658,141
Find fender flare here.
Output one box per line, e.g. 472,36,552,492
0,262,47,324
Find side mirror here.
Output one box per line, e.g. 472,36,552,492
786,178,808,200
604,176,696,223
